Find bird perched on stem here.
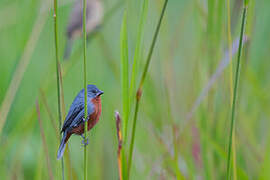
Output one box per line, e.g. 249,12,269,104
57,85,103,159
64,0,104,59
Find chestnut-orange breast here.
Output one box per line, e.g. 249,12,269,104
70,96,102,135
88,95,102,130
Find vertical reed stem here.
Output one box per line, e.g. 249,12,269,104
82,0,88,179
127,0,168,178
226,2,248,179
53,0,64,179
227,0,238,179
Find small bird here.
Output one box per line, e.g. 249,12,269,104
64,0,104,59
57,84,103,160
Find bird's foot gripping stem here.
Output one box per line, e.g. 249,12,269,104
81,135,89,147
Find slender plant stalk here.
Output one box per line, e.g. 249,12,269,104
53,0,61,134
127,0,168,178
53,0,65,179
226,2,248,179
115,111,123,180
58,61,76,179
227,0,237,179
82,0,88,179
129,0,149,116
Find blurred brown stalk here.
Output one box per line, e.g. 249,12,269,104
36,99,54,180
0,9,48,136
115,111,123,180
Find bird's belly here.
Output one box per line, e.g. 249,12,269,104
71,124,84,135
71,103,101,135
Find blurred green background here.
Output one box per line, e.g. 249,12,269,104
0,0,269,179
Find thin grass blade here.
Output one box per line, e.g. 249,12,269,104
130,0,149,108
226,2,248,179
127,0,168,178
120,11,129,142
82,0,88,179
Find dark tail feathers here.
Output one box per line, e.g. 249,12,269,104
57,132,67,160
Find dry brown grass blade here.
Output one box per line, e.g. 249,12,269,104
115,111,123,180
0,11,48,135
40,89,59,137
36,99,54,180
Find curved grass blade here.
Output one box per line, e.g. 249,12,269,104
127,0,169,178
226,2,248,179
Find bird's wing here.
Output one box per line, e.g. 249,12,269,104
69,104,93,129
61,91,94,132
61,103,83,132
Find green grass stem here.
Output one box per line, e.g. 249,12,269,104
129,0,149,111
127,0,168,178
82,0,88,179
226,2,248,179
53,0,65,178
227,0,238,179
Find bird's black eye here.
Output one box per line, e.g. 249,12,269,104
92,89,97,94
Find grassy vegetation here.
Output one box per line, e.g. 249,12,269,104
0,0,269,179
52,0,65,179
82,0,88,179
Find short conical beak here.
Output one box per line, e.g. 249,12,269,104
98,90,104,96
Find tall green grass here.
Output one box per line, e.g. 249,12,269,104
226,0,237,179
1,0,269,179
119,0,168,178
129,0,149,118
82,0,88,180
226,0,248,179
53,0,64,179
123,0,168,178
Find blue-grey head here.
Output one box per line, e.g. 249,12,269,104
86,84,104,98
